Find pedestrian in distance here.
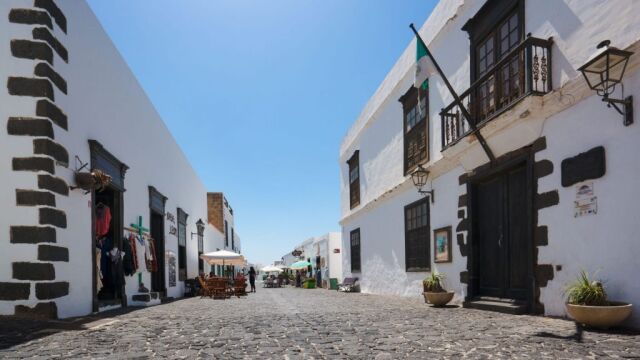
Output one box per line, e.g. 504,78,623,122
248,266,257,293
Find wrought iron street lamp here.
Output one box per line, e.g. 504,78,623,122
191,218,205,239
578,40,634,126
411,164,434,203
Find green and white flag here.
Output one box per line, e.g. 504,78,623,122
414,35,436,90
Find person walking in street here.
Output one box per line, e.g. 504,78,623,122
248,266,257,293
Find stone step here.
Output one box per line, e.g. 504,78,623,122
130,292,161,307
463,298,528,315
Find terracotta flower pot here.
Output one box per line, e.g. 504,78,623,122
423,291,454,307
74,172,96,190
566,302,633,329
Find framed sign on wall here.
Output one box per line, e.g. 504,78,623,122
433,226,452,263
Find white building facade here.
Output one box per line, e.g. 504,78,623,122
0,0,232,319
340,0,640,326
282,232,343,285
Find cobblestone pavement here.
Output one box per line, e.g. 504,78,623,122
2,287,640,359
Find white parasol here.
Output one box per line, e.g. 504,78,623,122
199,250,245,266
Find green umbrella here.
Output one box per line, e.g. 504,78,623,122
290,260,312,270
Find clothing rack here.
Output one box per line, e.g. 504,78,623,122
123,226,152,239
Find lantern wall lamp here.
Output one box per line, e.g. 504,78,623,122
578,40,634,126
191,218,205,239
410,164,434,203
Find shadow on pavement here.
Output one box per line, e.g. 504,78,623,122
533,322,640,343
0,299,178,350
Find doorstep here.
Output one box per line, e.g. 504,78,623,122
129,292,161,307
463,297,528,315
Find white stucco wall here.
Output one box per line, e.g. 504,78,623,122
340,0,640,326
0,0,224,318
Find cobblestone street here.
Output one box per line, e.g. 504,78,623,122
2,287,639,359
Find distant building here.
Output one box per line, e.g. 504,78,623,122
207,192,242,275
282,233,342,286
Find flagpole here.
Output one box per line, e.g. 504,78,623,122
409,23,496,163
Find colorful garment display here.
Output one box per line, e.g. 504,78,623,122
96,248,103,292
123,233,139,276
95,204,112,237
145,238,158,272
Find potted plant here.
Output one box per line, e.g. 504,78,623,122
74,169,112,192
423,272,454,307
565,270,633,329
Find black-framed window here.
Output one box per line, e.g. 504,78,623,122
350,228,361,272
197,221,204,273
465,0,524,122
400,87,428,174
404,198,430,271
231,227,235,250
347,151,360,209
177,208,188,281
224,220,229,247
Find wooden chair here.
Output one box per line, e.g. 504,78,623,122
208,278,228,299
234,279,247,297
198,276,213,298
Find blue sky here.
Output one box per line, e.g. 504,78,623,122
86,0,437,266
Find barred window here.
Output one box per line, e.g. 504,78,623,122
350,228,361,272
405,198,430,271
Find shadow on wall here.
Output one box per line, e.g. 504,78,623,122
528,0,584,87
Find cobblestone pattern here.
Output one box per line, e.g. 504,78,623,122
1,288,639,359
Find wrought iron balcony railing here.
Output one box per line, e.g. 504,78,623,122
440,36,553,149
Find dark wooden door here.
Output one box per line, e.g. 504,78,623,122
150,211,165,294
474,164,529,300
476,175,505,297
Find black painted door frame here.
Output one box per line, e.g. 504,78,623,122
90,140,128,313
149,186,167,296
466,151,535,310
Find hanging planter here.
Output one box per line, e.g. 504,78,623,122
72,169,112,192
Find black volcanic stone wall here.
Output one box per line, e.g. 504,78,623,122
6,0,70,319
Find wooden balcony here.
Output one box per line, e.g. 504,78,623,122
440,36,553,150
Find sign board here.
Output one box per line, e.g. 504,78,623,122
574,182,597,217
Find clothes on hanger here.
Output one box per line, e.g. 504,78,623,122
95,204,112,237
123,233,139,276
145,238,158,272
96,248,103,293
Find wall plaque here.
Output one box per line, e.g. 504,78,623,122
561,146,605,187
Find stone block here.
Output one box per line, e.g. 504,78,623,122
7,77,54,101
7,117,54,138
11,39,53,64
33,138,68,165
10,226,56,244
38,245,68,262
39,207,66,228
38,174,68,196
16,189,56,206
0,282,30,300
9,9,53,29
36,282,69,300
12,157,55,174
13,262,55,281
